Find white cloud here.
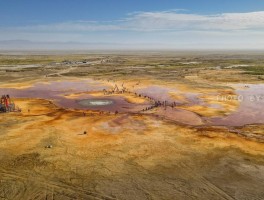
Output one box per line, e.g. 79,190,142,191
1,10,264,49
123,11,264,31
4,10,264,32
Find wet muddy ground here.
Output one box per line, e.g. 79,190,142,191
209,84,264,126
1,80,263,127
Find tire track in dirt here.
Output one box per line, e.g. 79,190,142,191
0,169,117,200
176,162,236,200
200,177,235,200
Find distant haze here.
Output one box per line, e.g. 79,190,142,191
1,1,264,51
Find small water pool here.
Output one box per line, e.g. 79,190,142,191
78,99,114,107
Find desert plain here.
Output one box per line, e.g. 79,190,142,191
0,52,264,200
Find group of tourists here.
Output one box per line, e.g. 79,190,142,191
102,84,179,114
0,95,16,112
142,100,178,112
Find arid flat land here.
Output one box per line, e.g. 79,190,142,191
0,52,264,200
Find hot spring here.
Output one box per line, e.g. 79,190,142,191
78,99,114,107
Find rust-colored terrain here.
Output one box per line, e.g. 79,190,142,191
0,53,263,200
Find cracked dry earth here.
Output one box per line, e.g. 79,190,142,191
0,97,264,200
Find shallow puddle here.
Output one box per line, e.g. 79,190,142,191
155,107,203,126
136,85,180,103
136,85,204,106
0,80,150,113
78,99,114,106
1,81,264,127
209,84,264,126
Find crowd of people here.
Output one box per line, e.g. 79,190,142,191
102,84,178,114
0,95,17,112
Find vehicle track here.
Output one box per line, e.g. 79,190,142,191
0,169,117,200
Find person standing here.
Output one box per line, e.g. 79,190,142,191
3,95,8,111
6,95,11,111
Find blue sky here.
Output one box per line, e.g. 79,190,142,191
1,0,264,50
